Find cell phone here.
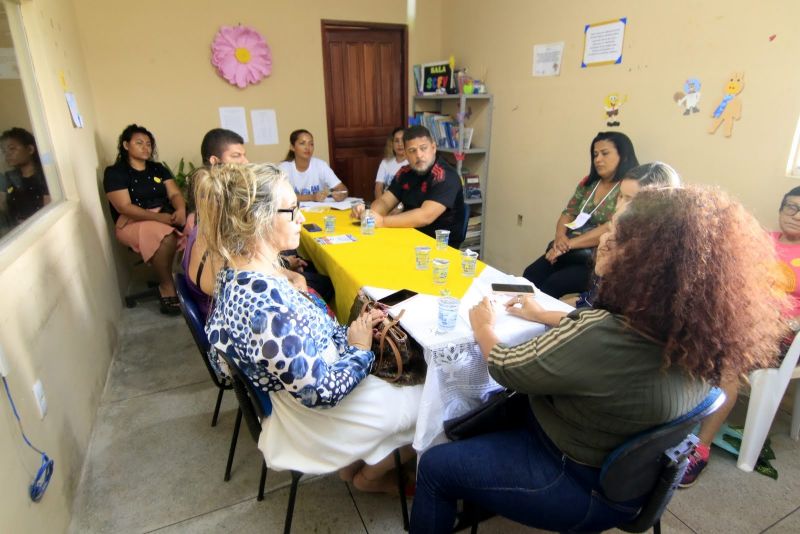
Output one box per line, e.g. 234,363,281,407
303,223,322,232
378,289,418,307
491,283,535,295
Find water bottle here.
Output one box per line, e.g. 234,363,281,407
361,208,376,236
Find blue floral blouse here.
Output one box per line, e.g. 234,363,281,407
205,269,375,408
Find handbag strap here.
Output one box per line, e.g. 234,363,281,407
376,309,406,382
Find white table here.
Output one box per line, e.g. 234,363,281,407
365,266,574,452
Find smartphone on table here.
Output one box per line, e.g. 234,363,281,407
491,283,535,296
377,289,418,307
303,223,322,232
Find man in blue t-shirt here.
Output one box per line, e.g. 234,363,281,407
351,126,466,248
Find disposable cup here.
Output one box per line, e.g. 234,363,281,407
461,249,478,277
432,258,449,285
435,229,451,250
415,246,431,270
437,296,459,333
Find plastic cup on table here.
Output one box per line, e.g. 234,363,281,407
461,249,478,277
437,296,459,333
435,229,451,250
415,246,431,270
323,215,336,234
432,258,449,285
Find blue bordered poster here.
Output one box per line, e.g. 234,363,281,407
581,18,626,68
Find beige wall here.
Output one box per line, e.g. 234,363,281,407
74,0,442,169
0,0,119,532
0,1,441,531
443,0,800,273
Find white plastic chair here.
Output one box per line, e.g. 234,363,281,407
737,334,800,472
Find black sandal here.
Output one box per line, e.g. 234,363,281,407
160,296,181,316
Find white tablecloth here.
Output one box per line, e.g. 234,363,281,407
365,266,574,452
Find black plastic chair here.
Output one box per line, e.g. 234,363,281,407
174,275,244,484
174,274,230,426
601,387,725,534
456,387,725,533
218,348,411,533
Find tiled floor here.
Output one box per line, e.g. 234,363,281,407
69,302,800,533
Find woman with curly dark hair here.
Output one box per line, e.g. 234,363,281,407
410,186,785,533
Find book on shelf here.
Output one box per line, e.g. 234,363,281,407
461,236,481,249
462,172,482,199
465,229,481,239
414,112,458,149
461,127,474,150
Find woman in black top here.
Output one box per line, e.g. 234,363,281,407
0,127,50,226
103,124,186,315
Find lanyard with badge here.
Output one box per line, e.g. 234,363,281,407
564,181,619,230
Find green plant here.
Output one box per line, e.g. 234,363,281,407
162,158,197,192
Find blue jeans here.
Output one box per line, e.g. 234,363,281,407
410,405,642,533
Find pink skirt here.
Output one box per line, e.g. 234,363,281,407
115,208,183,262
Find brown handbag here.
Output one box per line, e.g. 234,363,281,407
347,292,427,386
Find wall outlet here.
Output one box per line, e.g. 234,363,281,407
32,380,47,419
0,344,8,377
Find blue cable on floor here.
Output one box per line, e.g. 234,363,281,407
2,376,54,502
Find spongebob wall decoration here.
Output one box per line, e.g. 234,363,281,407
709,72,744,137
604,93,627,127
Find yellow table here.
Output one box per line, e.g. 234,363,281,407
298,208,485,320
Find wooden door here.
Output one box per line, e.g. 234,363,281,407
321,21,407,202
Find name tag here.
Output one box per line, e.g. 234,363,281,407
565,212,591,230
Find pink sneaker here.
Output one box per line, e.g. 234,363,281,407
679,443,710,488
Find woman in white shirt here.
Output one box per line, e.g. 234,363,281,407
279,129,348,202
374,127,408,200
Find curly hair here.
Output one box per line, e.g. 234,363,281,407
595,186,787,383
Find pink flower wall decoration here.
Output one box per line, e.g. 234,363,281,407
211,25,272,88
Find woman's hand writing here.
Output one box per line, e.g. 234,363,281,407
505,294,544,322
469,297,496,332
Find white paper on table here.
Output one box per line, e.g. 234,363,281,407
314,234,357,245
300,197,363,211
219,107,249,143
251,109,279,145
458,266,574,346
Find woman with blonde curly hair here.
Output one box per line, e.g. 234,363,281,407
410,186,785,533
199,163,421,493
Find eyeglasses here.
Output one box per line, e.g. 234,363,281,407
277,206,300,221
781,203,800,216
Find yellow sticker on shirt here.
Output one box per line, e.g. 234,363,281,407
6,186,13,193
791,257,800,268
153,176,162,184
775,261,797,293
